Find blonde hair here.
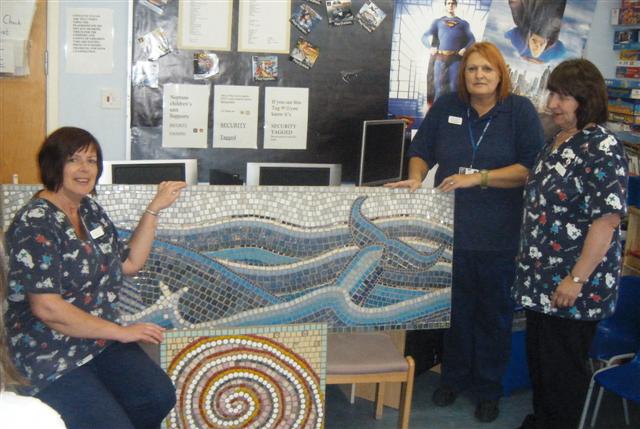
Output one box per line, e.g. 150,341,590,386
0,231,26,389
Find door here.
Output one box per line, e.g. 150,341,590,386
0,0,47,184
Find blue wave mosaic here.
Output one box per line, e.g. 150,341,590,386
1,185,453,331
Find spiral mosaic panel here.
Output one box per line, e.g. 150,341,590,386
161,324,326,429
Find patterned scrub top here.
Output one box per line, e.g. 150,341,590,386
5,197,126,395
512,125,628,321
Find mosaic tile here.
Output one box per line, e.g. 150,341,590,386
0,185,453,331
160,324,326,429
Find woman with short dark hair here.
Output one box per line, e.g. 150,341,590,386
4,127,185,429
512,59,628,429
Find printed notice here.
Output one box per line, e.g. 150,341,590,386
0,40,16,73
264,87,309,150
162,84,210,149
0,0,36,41
213,85,259,149
65,8,114,74
238,0,290,53
178,0,232,51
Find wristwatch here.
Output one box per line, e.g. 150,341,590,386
480,169,489,189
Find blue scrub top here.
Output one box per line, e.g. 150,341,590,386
408,92,544,251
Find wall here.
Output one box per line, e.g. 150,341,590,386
50,1,617,163
52,0,130,161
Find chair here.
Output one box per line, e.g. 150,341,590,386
579,348,640,428
326,332,415,429
588,276,640,369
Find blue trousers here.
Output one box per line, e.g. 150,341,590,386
36,342,176,429
440,249,516,402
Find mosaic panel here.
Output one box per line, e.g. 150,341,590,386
0,185,453,331
160,324,326,429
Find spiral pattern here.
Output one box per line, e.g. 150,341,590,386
166,335,324,429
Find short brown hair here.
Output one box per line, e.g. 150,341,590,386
457,42,512,103
547,59,608,129
38,127,103,194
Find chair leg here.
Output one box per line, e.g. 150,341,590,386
623,398,630,426
374,382,385,419
349,383,356,404
398,356,415,429
578,376,597,429
590,386,605,427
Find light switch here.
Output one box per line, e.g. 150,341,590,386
101,89,121,109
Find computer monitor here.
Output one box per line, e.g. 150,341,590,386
358,119,407,186
98,159,198,185
245,162,342,186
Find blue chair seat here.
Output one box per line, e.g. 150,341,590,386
579,349,640,429
595,354,640,404
589,276,640,365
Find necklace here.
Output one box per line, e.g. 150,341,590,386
552,128,578,150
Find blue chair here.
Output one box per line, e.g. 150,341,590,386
579,347,640,428
588,276,640,368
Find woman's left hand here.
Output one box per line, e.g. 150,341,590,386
437,174,478,192
147,181,187,212
551,276,582,308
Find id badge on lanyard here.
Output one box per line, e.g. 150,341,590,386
463,107,491,173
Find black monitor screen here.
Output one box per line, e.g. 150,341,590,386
259,167,331,186
358,120,406,186
112,164,185,184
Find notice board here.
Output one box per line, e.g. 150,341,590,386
130,0,394,183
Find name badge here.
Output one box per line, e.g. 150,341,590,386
448,115,463,125
90,226,105,239
554,162,566,177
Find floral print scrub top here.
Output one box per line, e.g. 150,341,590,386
512,125,628,321
5,197,126,395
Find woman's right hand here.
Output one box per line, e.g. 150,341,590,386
117,323,166,345
384,178,422,191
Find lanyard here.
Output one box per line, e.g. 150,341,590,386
466,107,492,168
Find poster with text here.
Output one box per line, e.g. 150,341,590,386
162,83,210,148
65,8,114,74
178,0,232,51
213,85,259,149
238,0,290,53
264,87,309,150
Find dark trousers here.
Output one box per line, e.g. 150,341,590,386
525,310,597,429
36,342,176,429
440,249,516,402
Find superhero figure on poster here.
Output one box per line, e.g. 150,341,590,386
422,0,475,102
505,0,567,64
